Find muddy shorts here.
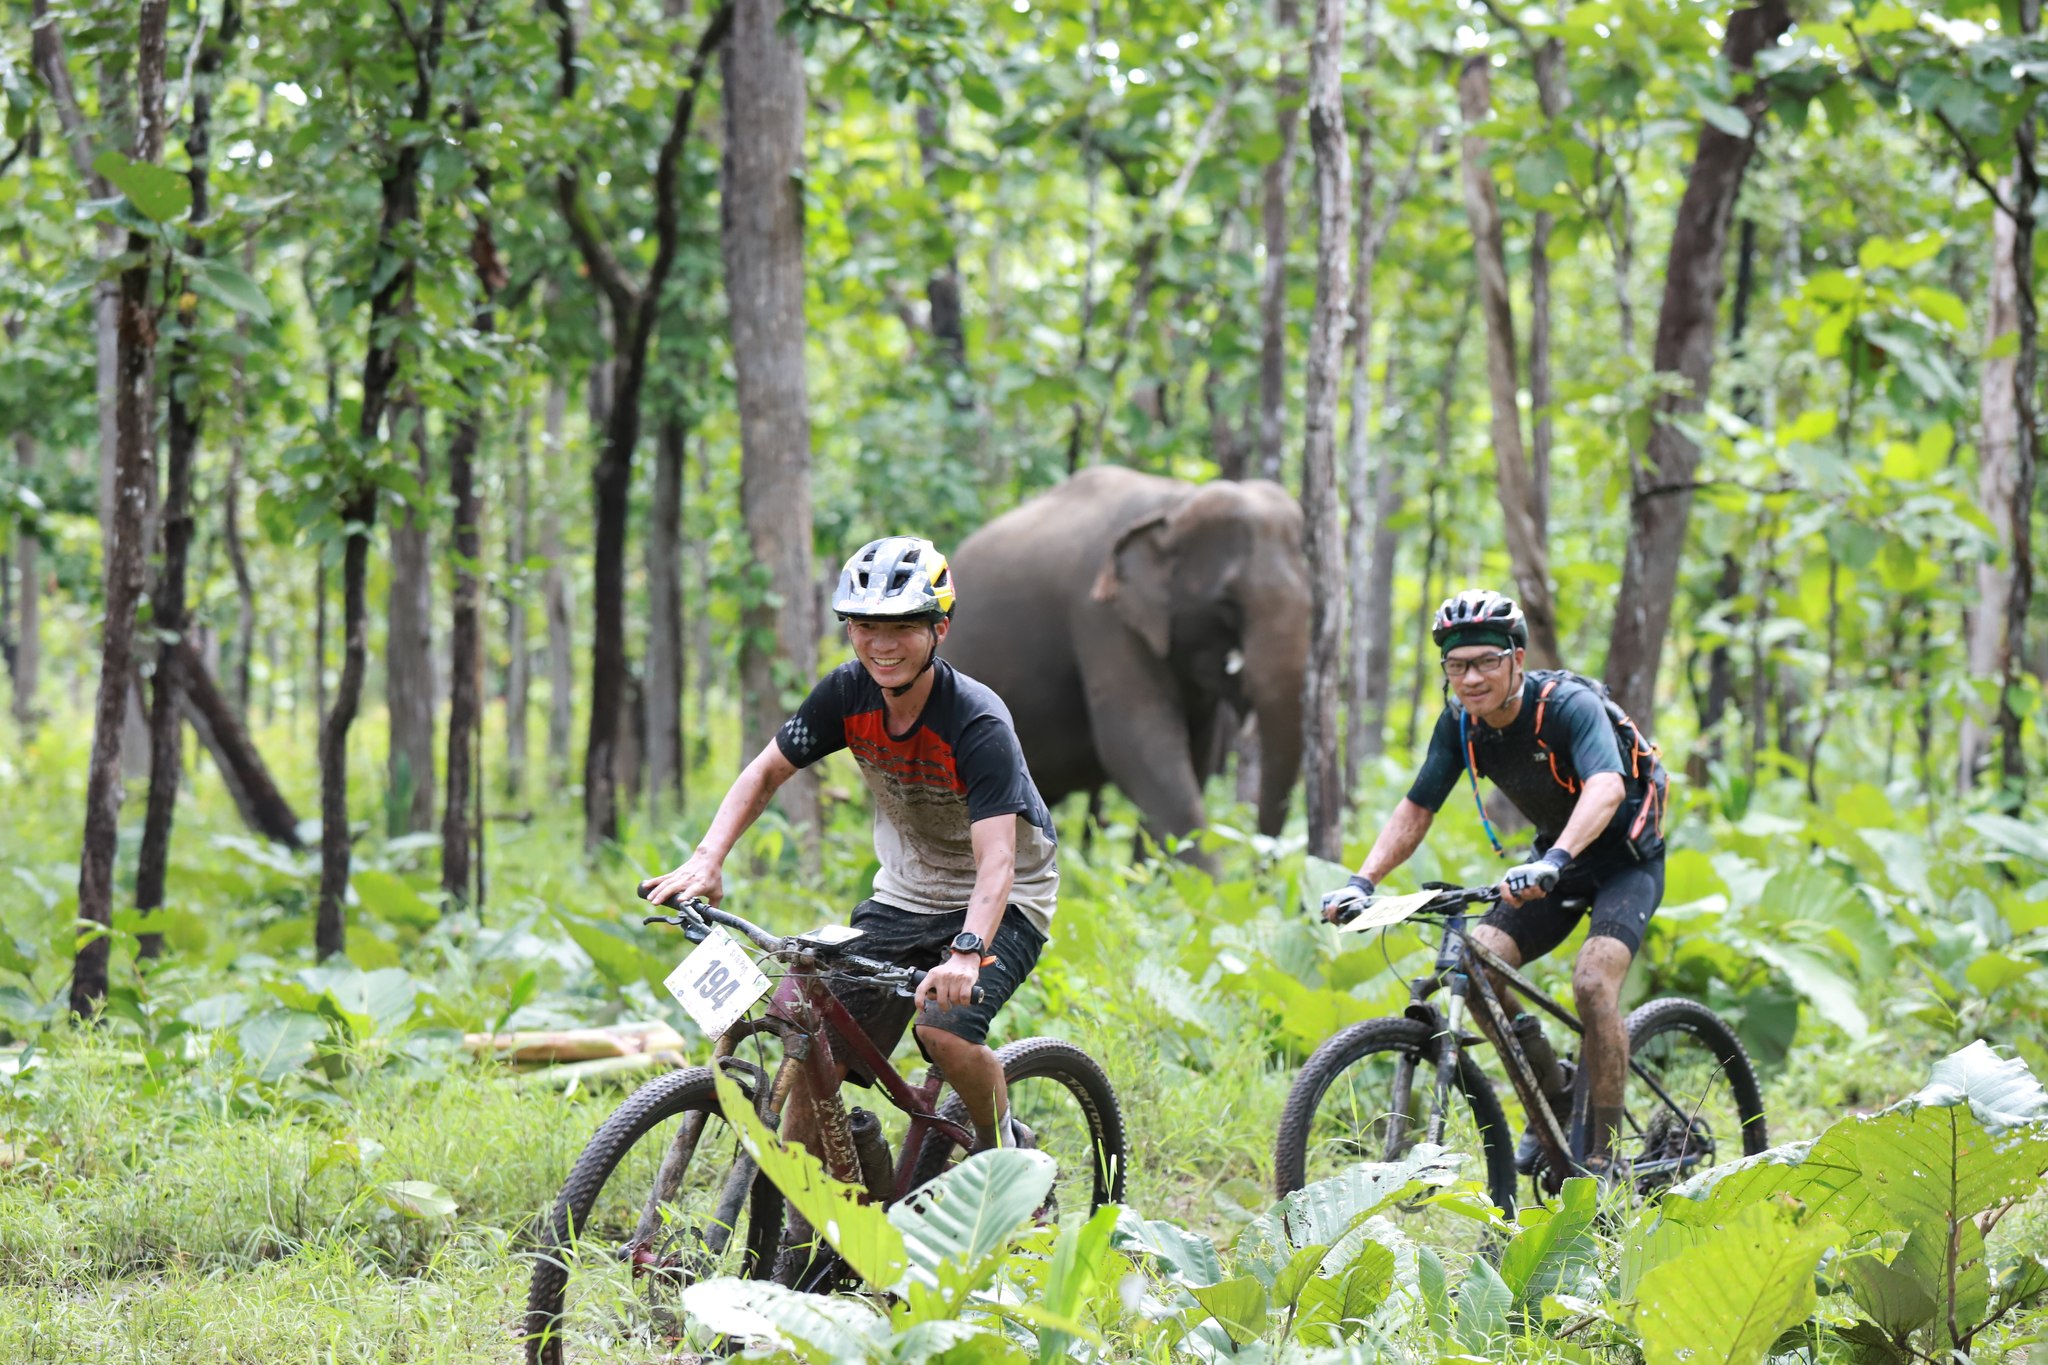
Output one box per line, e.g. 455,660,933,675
822,899,1045,1082
1478,852,1665,959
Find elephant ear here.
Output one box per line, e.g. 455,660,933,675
1090,511,1175,657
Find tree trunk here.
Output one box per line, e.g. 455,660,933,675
505,403,532,800
690,428,714,769
722,0,819,847
1527,38,1566,538
915,103,970,388
387,403,437,834
320,0,447,961
313,558,328,739
73,0,168,1017
542,381,576,787
1998,61,2039,802
1963,177,2024,791
1299,0,1349,860
1256,0,1303,484
1456,55,1560,667
175,639,301,846
8,431,35,731
1604,0,1793,727
137,2,237,958
645,413,686,812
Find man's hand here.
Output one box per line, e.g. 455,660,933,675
1320,874,1377,925
916,952,981,1011
1499,847,1572,907
640,851,724,910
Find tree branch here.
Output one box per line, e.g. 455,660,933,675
1847,22,2024,217
28,0,110,196
635,1,734,346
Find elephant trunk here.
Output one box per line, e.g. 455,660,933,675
1246,614,1307,838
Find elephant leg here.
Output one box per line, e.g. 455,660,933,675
1083,661,1207,844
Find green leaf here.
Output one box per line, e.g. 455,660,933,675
1996,1253,2048,1312
1634,1201,1836,1365
1292,1244,1395,1347
1188,1274,1268,1346
960,70,1003,116
185,257,274,322
376,1179,457,1219
1501,1176,1599,1305
1969,813,2048,867
1236,1144,1463,1284
1113,1210,1222,1287
1697,99,1753,139
710,1068,907,1290
1839,1237,1937,1338
1454,1256,1512,1352
300,965,419,1038
680,1276,888,1364
92,150,191,222
1270,1240,1331,1310
235,1009,327,1081
890,1147,1055,1290
352,870,437,928
1752,942,1869,1039
554,908,662,990
1036,1203,1120,1365
178,993,249,1031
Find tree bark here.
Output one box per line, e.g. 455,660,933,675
137,0,240,959
541,381,576,787
1604,0,1793,727
73,0,169,1018
175,639,301,846
915,103,970,387
387,402,437,834
722,0,819,847
1299,0,1349,860
1997,55,2039,802
550,0,730,849
505,403,533,800
1527,38,1566,539
319,0,448,961
8,430,35,731
645,413,686,813
1456,56,1560,667
1256,0,1304,484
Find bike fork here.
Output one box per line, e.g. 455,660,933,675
1430,977,1467,1147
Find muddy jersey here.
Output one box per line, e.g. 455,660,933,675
775,660,1060,934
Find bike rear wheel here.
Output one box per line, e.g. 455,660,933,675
1622,997,1768,1194
525,1066,781,1365
907,1037,1128,1218
1275,1016,1518,1219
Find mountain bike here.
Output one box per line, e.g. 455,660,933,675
524,893,1127,1364
1274,881,1767,1215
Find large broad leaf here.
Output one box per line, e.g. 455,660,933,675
1237,1145,1463,1285
1634,1200,1836,1365
680,1276,887,1364
709,1068,907,1289
1188,1273,1268,1346
1751,942,1869,1039
376,1180,456,1219
555,908,662,990
1453,1256,1512,1354
1501,1176,1599,1306
235,1008,326,1081
1113,1210,1222,1287
92,149,190,221
298,965,418,1039
352,870,437,929
1967,813,2048,868
1036,1203,1120,1365
889,1147,1055,1291
1292,1243,1395,1348
184,256,273,322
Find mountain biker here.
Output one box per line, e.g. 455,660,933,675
641,535,1057,1161
1318,589,1668,1182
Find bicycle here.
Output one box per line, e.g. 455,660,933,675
1274,881,1767,1217
524,893,1127,1364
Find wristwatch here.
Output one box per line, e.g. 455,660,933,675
949,931,987,957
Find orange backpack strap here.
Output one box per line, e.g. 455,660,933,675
1530,676,1579,793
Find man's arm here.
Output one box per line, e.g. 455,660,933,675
1358,798,1436,884
641,742,800,907
917,814,1016,1010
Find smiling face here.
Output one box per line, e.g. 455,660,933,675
1444,643,1522,717
848,616,948,692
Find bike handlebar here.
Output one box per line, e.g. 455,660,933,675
1328,880,1502,927
635,887,978,1002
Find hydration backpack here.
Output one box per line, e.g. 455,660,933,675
1458,669,1669,862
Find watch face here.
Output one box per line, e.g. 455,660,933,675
950,932,985,955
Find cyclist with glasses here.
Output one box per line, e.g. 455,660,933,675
642,535,1058,1159
1317,589,1668,1181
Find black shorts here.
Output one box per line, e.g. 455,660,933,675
1480,854,1665,960
824,899,1044,1081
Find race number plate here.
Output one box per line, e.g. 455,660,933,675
1334,889,1439,933
663,928,771,1039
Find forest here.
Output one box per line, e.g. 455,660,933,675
2,0,2046,1360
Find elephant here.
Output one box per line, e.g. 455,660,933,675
941,466,1310,841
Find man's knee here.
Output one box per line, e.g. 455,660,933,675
1471,923,1523,968
1572,937,1631,1015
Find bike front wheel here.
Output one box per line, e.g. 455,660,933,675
525,1065,782,1365
1622,997,1768,1194
1275,1016,1518,1217
907,1037,1128,1218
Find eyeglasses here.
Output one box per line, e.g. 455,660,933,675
1440,649,1514,680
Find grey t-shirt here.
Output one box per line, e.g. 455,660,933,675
775,661,1060,935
